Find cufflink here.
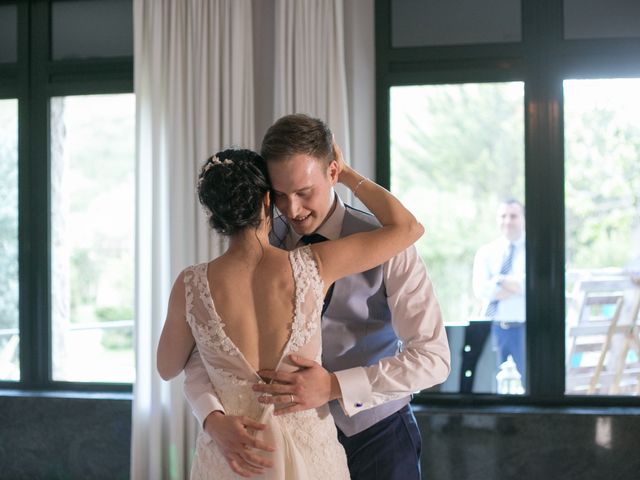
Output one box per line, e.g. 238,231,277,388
354,402,363,408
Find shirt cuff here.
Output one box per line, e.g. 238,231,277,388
334,367,372,417
191,393,226,428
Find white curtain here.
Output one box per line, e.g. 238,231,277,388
273,0,351,162
343,0,375,183
131,1,255,479
131,0,362,477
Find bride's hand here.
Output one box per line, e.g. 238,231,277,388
204,412,275,477
333,138,348,180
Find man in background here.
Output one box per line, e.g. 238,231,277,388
471,198,526,388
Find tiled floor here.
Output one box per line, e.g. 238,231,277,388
416,407,640,480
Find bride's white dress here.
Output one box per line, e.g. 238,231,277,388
184,246,350,480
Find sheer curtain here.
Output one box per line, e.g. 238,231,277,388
131,0,364,477
273,0,351,164
131,1,254,479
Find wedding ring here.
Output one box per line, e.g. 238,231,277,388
289,394,295,404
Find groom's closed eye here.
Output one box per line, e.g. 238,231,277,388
273,189,313,199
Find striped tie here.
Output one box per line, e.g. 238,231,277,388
485,243,515,318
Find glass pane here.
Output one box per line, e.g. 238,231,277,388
564,0,640,40
391,0,521,47
564,78,640,396
51,0,133,60
390,82,526,394
0,4,18,63
0,99,19,381
51,94,135,383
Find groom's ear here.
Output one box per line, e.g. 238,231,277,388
263,191,271,209
326,159,339,186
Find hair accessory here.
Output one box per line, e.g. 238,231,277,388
202,155,233,174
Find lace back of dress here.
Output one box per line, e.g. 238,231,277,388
183,264,238,357
285,246,324,359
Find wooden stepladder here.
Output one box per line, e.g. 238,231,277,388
610,281,640,395
566,272,640,395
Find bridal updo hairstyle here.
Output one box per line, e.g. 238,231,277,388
197,149,272,236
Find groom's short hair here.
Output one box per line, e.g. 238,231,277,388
261,114,334,166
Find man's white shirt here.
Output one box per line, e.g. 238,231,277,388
472,235,526,322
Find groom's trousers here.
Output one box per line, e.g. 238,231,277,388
337,404,422,480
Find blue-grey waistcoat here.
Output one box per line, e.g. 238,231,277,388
271,205,410,436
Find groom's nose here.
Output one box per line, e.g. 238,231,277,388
285,196,302,218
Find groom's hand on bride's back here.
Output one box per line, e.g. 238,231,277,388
204,411,275,477
253,355,342,415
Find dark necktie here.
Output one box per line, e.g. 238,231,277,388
300,234,334,315
300,234,328,245
485,243,515,318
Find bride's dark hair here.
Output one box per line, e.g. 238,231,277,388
197,149,272,236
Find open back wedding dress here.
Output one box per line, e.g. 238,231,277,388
184,246,350,479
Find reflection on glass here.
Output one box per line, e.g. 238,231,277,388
51,0,133,60
564,0,640,40
0,5,18,63
564,78,640,396
390,82,525,394
0,99,19,381
391,0,521,47
51,94,135,383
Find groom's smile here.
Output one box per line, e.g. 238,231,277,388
268,153,338,235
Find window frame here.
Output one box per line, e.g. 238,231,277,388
376,0,640,407
0,0,134,393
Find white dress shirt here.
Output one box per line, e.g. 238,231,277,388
472,235,526,322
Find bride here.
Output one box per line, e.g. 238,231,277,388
157,144,423,479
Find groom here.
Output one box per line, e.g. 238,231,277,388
183,114,450,479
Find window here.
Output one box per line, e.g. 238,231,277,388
0,4,18,63
0,0,133,392
0,99,19,381
377,0,640,404
390,83,526,394
391,0,521,47
564,78,640,396
50,94,135,383
51,0,133,60
564,0,640,40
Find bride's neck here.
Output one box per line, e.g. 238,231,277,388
226,226,270,259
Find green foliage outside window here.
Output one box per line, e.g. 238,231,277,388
391,80,640,325
391,83,524,324
0,101,18,333
564,79,640,271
